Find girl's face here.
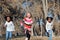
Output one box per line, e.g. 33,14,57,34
27,13,31,18
7,17,10,22
48,18,51,23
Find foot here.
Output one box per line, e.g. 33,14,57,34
9,38,12,40
25,38,28,40
0,34,2,37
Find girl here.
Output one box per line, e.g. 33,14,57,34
4,16,15,40
23,12,33,40
46,17,53,40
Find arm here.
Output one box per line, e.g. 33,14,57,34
46,23,47,30
11,22,15,31
4,22,7,28
46,23,49,32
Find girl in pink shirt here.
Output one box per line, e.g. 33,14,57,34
23,12,33,40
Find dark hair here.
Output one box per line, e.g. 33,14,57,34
46,17,53,21
5,16,12,21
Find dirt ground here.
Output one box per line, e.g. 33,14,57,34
1,36,60,40
11,36,60,40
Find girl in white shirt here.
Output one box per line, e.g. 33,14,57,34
46,17,53,40
4,16,15,40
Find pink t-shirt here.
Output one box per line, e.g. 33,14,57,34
24,18,33,31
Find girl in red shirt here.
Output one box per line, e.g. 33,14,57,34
23,12,33,40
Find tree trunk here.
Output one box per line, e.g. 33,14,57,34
42,0,48,18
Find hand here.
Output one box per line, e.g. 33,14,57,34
3,25,6,29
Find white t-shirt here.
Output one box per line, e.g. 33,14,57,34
46,21,53,32
5,21,15,31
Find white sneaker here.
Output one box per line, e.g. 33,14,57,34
25,38,28,40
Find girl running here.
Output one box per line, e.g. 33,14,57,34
46,17,53,40
23,12,33,40
4,16,15,40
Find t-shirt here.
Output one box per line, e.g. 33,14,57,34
24,18,33,24
46,21,53,32
5,21,15,31
23,18,33,31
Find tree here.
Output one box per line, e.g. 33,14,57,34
42,0,48,18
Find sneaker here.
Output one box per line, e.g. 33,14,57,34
25,38,28,40
0,34,2,37
9,38,11,40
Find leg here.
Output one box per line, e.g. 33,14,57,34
0,31,2,37
9,32,12,40
6,31,9,40
25,30,31,40
28,34,30,40
48,30,52,40
45,32,49,37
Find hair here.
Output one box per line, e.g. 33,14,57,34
5,16,12,21
25,12,32,18
46,17,53,21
